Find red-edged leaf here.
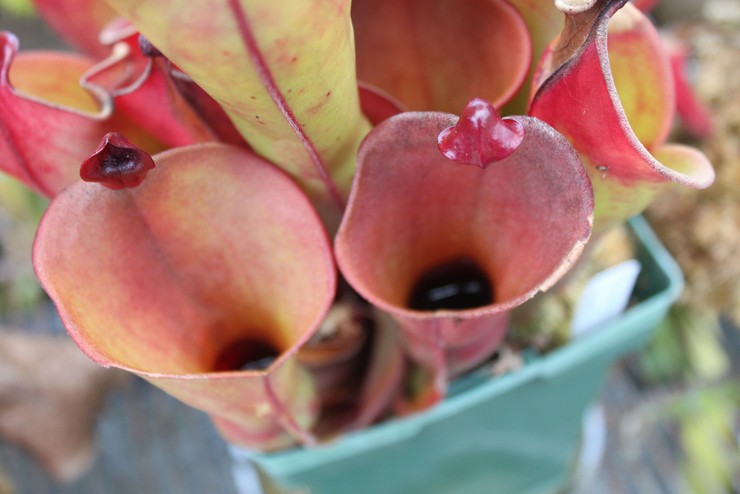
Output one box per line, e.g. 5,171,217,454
81,27,227,148
92,23,246,147
33,143,337,450
529,1,714,232
0,32,133,197
352,0,531,113
335,103,593,402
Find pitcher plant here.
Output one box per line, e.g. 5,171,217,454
0,0,713,450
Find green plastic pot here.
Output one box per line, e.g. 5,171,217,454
245,216,683,494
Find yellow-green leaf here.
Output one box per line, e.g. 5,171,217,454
105,0,372,225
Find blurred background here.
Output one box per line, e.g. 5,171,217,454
0,0,738,492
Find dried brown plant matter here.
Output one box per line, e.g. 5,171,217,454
647,9,740,325
0,331,126,483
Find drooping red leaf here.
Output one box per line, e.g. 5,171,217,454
529,1,714,232
33,143,337,450
352,0,531,113
0,32,158,197
81,26,227,148
335,102,594,402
